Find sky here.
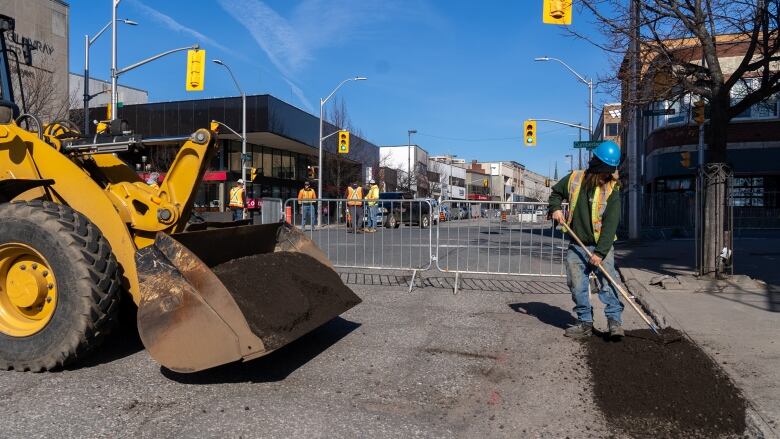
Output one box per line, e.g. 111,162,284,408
68,0,615,176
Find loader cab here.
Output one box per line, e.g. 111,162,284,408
0,14,20,123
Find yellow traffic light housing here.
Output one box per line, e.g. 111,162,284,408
250,167,258,181
680,151,691,168
543,0,573,25
186,49,206,91
524,120,537,146
544,178,551,187
338,130,350,154
693,100,706,125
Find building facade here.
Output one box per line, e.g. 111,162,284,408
380,145,430,197
428,155,466,200
0,0,69,122
621,36,780,230
96,94,379,210
478,161,526,204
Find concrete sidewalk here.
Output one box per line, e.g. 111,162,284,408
615,238,780,438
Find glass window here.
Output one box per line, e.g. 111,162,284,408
272,150,282,178
252,145,262,169
263,150,272,177
606,123,619,136
227,141,240,172
282,152,291,179
732,78,779,119
667,94,690,125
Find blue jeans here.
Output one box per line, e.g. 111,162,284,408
565,244,624,324
301,204,316,228
232,208,243,221
366,205,377,228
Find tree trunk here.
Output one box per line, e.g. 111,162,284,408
701,93,732,277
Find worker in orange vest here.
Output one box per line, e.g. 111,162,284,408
297,181,317,231
228,179,245,221
346,182,363,234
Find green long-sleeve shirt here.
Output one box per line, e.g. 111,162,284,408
547,173,621,258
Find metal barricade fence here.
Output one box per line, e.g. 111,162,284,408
284,198,433,290
436,200,568,293
260,197,283,224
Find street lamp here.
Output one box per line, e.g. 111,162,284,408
534,56,594,148
213,59,247,219
110,1,194,122
317,76,367,225
84,17,137,134
407,129,417,194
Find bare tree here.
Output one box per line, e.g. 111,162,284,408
10,56,74,124
575,0,780,276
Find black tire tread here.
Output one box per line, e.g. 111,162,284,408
0,201,122,372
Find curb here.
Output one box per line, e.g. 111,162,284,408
617,267,671,329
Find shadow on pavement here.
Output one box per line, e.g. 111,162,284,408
66,303,145,370
509,302,575,329
161,317,361,384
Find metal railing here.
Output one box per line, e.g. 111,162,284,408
284,198,434,291
260,197,283,224
435,201,568,293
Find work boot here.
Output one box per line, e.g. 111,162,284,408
564,321,593,340
608,319,625,339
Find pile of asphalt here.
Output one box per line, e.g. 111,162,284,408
212,251,361,351
587,328,746,438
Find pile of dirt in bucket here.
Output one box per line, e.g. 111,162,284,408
587,328,746,438
212,251,361,351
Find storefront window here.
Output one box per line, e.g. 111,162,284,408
228,141,240,172
281,152,292,179
272,150,282,178
263,150,272,178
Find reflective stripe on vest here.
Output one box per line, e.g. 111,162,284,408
229,186,244,208
566,170,617,242
347,187,363,206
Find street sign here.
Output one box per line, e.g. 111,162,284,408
573,140,602,149
642,108,676,116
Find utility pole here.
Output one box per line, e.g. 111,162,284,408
407,129,417,194
627,0,640,240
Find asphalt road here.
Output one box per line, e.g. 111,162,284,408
300,217,567,277
0,272,645,439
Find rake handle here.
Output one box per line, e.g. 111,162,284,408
559,222,660,334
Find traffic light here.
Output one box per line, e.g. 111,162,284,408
693,100,706,125
186,49,206,91
544,178,551,187
680,151,691,168
483,178,489,188
338,130,350,154
250,167,258,181
543,0,573,25
524,120,537,146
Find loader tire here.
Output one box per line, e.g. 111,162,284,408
0,201,121,371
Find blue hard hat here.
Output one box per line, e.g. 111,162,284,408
593,140,621,167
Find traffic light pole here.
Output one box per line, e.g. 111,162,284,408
317,77,367,228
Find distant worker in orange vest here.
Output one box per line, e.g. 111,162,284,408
229,179,245,221
297,181,317,231
346,182,363,234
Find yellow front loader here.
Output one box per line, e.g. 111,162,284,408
0,15,359,373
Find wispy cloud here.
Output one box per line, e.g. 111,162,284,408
217,0,445,110
128,0,244,60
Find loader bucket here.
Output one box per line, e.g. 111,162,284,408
135,222,361,373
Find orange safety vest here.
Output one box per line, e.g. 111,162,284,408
565,170,617,242
298,188,317,204
229,186,245,208
346,186,363,206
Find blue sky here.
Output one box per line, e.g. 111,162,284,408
69,0,613,176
